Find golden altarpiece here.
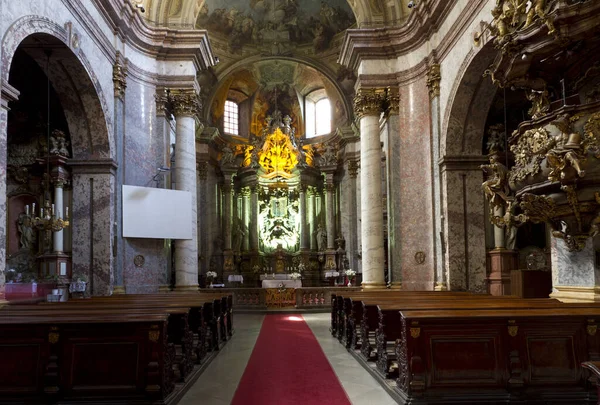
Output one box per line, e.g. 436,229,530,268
205,110,349,287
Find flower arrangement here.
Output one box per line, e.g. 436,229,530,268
206,271,217,280
297,262,306,273
289,272,301,280
345,269,356,280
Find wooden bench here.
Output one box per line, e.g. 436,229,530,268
0,311,175,404
394,307,600,403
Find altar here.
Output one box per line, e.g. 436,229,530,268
261,279,302,288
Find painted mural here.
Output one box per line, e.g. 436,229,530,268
195,0,355,53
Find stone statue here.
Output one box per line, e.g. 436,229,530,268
220,145,236,167
491,0,528,44
481,154,510,207
232,222,247,252
315,223,327,251
50,129,70,157
17,213,34,250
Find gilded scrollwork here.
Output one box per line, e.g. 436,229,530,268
583,112,600,159
490,200,528,250
526,88,550,119
426,64,441,99
519,193,556,224
490,0,528,46
509,127,551,182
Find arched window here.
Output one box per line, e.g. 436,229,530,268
305,90,331,138
224,100,239,135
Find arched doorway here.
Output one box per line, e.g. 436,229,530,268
2,29,115,296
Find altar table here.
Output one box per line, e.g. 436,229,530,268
261,279,302,288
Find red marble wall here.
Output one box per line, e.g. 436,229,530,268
397,76,435,290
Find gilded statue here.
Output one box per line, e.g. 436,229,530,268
481,154,510,208
546,113,586,183
524,0,556,35
526,88,550,119
491,0,527,44
17,213,35,250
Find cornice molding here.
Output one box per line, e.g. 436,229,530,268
339,0,488,72
93,0,216,71
439,155,488,172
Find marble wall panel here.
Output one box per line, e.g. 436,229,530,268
397,78,435,291
551,237,598,288
123,238,168,294
71,171,114,296
441,168,487,293
0,107,7,279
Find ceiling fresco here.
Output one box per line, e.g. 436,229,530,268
194,0,356,54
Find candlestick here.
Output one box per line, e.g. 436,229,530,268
32,203,36,215
25,205,29,215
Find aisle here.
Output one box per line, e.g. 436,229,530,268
231,314,351,405
177,313,397,405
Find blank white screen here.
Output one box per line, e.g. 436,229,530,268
122,185,192,239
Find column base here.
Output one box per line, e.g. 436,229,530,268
112,285,126,295
174,285,199,293
550,286,600,303
361,281,387,289
434,282,448,291
158,285,172,293
487,248,518,296
389,282,402,290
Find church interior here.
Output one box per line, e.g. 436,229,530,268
3,0,600,404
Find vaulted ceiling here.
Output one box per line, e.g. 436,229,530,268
138,0,412,130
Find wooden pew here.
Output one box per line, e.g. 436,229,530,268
394,307,600,403
0,311,176,403
372,298,564,378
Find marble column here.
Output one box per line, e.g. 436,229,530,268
493,206,505,249
242,187,250,251
170,89,200,291
427,65,447,291
346,160,360,273
550,237,599,302
250,184,259,251
53,181,65,252
308,187,316,251
222,178,233,251
324,177,336,250
299,185,309,250
354,88,386,289
0,82,19,293
197,161,209,276
385,88,402,288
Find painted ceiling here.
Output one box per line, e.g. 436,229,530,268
194,0,355,54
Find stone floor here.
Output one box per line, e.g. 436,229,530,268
178,313,397,405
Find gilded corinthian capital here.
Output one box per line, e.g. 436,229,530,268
426,64,441,99
353,88,386,119
169,88,202,118
113,51,127,99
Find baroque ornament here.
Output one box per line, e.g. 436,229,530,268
112,51,127,99
426,64,441,99
353,88,385,119
510,127,551,183
169,89,201,118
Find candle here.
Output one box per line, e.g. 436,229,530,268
25,205,29,215
52,204,55,214
32,203,36,215
41,208,44,217
66,206,69,219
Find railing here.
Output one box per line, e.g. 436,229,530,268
216,287,361,310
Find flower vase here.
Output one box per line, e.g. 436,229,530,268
208,280,214,288
347,278,353,287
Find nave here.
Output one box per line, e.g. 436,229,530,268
179,313,396,405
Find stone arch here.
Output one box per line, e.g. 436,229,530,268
1,16,113,160
2,19,115,295
205,55,354,130
440,41,498,293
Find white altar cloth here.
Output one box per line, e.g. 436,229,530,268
261,279,302,288
228,275,244,283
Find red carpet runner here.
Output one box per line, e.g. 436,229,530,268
231,314,352,405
